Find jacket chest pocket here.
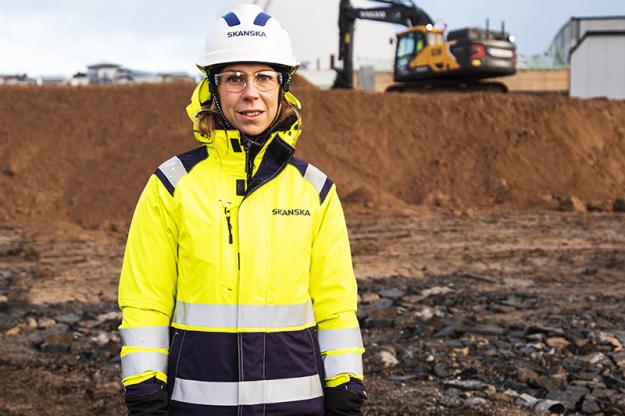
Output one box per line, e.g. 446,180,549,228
179,204,235,296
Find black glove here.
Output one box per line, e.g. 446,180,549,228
125,378,168,416
325,380,367,416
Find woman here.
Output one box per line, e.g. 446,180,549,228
118,4,365,415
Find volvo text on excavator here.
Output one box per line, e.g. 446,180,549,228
332,0,517,92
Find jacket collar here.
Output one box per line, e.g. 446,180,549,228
204,111,302,178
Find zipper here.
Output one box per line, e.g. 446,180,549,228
219,199,234,245
236,135,292,405
243,137,254,192
169,329,179,349
224,206,233,244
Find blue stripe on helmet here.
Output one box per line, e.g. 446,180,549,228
253,12,271,27
222,12,241,27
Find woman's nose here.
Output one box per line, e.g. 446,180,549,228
240,79,260,98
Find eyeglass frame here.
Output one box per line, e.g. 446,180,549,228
213,70,283,93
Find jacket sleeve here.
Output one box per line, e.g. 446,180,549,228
309,185,365,389
118,174,179,391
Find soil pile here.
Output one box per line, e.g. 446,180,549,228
1,83,625,228
295,90,625,211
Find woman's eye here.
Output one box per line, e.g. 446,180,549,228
226,75,244,84
257,73,277,83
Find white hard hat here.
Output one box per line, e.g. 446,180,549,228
197,4,298,70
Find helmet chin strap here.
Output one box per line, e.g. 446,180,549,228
208,77,234,131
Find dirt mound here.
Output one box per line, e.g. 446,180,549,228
294,90,625,211
291,73,318,90
1,84,625,228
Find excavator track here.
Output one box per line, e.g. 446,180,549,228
385,79,509,93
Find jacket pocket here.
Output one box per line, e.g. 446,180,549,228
167,329,185,398
307,326,324,380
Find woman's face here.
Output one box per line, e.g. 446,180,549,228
217,63,280,137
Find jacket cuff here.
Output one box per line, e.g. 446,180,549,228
325,378,367,416
125,378,168,416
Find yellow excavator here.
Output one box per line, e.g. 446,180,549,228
332,0,517,92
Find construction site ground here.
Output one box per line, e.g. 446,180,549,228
1,81,625,415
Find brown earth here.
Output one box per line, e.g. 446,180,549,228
2,83,625,229
1,83,625,415
2,212,625,415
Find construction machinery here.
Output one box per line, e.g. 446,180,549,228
332,0,517,92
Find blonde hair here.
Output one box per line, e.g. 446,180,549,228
196,95,300,139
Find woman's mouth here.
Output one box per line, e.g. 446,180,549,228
238,110,263,119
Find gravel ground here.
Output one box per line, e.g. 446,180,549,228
1,210,624,415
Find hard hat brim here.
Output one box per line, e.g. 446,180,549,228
197,50,299,70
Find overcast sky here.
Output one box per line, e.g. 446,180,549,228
1,0,623,77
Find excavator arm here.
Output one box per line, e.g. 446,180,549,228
333,0,433,88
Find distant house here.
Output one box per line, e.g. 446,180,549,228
117,68,162,84
69,72,89,86
158,71,195,83
0,74,36,85
84,63,194,85
87,63,121,84
40,75,67,85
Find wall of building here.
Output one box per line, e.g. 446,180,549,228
499,69,569,93
570,33,625,99
97,67,118,82
580,18,625,38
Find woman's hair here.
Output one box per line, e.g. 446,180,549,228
196,95,300,139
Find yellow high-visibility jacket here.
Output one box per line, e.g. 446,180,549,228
118,106,364,414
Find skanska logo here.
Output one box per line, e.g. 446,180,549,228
227,30,267,38
272,208,311,216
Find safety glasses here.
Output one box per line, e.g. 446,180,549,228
214,70,282,93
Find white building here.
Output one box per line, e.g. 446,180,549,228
39,75,67,85
546,16,625,66
0,74,36,85
69,72,89,86
158,72,196,83
570,31,625,99
87,63,121,84
117,68,162,84
85,63,192,84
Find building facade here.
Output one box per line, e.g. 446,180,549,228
546,16,625,66
87,63,121,84
570,31,625,99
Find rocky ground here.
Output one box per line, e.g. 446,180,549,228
1,209,624,415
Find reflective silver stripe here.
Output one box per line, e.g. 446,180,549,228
173,301,315,329
158,156,186,188
323,353,363,378
121,351,168,379
120,326,169,349
171,375,323,406
303,163,327,194
318,327,363,353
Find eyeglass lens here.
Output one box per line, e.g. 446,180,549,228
215,71,282,92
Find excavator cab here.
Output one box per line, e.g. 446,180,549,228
395,26,460,81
